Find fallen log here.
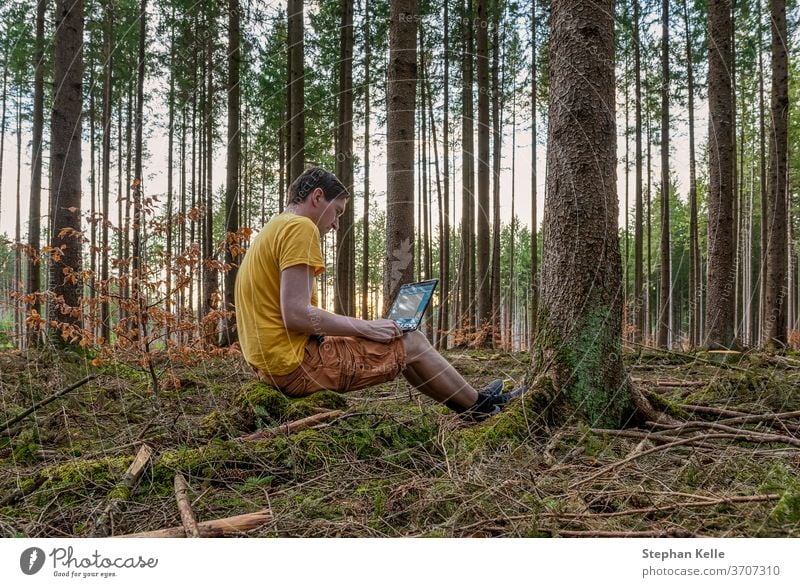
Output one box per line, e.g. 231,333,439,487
121,510,271,538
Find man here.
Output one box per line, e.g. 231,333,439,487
235,166,513,421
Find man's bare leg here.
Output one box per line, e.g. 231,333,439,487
401,331,478,410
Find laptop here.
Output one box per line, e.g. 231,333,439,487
385,279,438,332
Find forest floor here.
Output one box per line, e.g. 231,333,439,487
1,345,800,538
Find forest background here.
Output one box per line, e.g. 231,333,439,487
1,0,800,539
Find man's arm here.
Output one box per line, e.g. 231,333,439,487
280,264,401,343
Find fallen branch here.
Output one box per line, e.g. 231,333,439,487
236,410,344,442
546,493,781,519
649,421,800,447
570,432,791,489
630,378,706,387
679,405,800,435
552,528,693,538
89,444,153,537
122,510,271,538
174,474,201,538
0,375,97,434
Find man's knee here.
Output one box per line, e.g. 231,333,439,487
402,330,430,358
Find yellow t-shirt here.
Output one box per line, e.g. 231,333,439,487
235,212,325,375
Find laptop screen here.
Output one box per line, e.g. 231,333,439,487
386,280,438,330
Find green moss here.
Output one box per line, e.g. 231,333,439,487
760,463,800,524
459,378,554,452
284,391,348,420
236,382,290,427
643,390,689,419
536,306,632,428
11,429,43,465
199,410,237,438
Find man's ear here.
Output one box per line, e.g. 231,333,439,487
312,187,325,205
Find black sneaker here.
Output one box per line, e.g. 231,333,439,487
463,383,529,422
477,379,504,397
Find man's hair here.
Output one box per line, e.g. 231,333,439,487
287,166,349,205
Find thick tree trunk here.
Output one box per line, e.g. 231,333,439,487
762,0,788,349
49,0,84,338
383,0,418,309
536,0,630,427
27,0,47,346
335,0,355,317
224,0,241,344
705,0,736,349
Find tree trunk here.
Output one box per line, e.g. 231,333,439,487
224,0,241,344
166,13,174,343
633,0,643,345
287,0,305,183
383,0,418,309
458,0,475,339
203,18,219,340
437,0,450,349
682,0,699,348
530,0,538,349
361,0,371,320
762,0,788,349
489,0,502,348
705,0,736,349
475,0,491,342
536,0,630,427
49,0,84,338
657,0,670,349
335,0,355,317
131,0,147,344
27,0,47,346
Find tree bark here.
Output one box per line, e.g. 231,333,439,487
49,0,84,338
458,0,475,338
27,0,47,347
762,0,788,349
529,0,538,349
705,0,736,349
383,0,418,309
536,0,630,427
224,0,241,344
361,0,371,320
475,0,491,341
287,0,305,183
682,0,699,348
335,0,355,317
633,0,644,345
657,0,670,349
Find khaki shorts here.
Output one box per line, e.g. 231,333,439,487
257,335,407,397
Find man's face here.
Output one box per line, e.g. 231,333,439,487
317,195,347,235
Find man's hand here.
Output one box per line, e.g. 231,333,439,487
362,319,403,343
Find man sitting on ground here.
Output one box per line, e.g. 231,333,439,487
235,166,513,421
